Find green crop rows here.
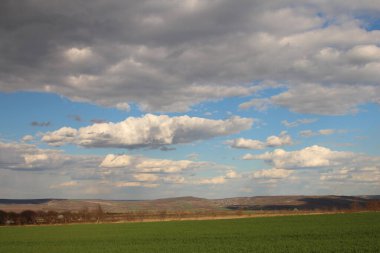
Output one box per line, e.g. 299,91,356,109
0,212,379,252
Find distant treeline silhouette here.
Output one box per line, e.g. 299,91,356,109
226,198,380,211
0,207,246,225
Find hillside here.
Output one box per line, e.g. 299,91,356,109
1,195,379,213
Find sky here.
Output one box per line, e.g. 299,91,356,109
0,0,379,199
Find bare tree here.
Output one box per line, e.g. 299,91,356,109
159,210,167,221
20,210,36,224
367,200,380,211
94,204,105,223
0,210,7,225
350,201,362,212
79,207,89,222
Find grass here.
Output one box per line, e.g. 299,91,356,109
0,212,379,252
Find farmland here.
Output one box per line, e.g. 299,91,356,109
1,212,379,253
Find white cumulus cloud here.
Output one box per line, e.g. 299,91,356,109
21,135,34,142
42,114,253,149
300,129,339,137
133,173,159,182
0,140,101,171
281,118,317,128
227,131,292,150
243,145,380,171
252,168,293,179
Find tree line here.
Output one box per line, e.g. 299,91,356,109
0,205,105,225
0,207,246,225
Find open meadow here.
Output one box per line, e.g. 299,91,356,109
1,212,379,253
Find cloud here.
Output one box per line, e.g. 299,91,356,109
243,145,380,191
162,175,186,184
186,153,199,161
239,98,272,111
227,131,292,150
50,181,79,189
21,135,34,142
281,118,317,128
115,102,131,112
100,154,133,168
300,129,338,137
266,132,293,147
227,138,265,150
320,167,380,184
31,121,50,127
114,182,142,187
0,140,101,171
1,139,378,197
42,114,253,148
0,139,240,193
1,1,380,113
41,127,78,147
100,153,239,187
114,182,158,188
64,47,93,62
243,145,380,171
318,129,336,135
270,84,380,115
196,176,226,185
133,173,159,182
100,153,197,173
94,153,239,188
100,153,241,187
225,169,240,179
347,45,380,64
241,83,380,115
299,130,315,137
243,145,349,169
195,169,240,184
0,141,63,170
252,168,293,179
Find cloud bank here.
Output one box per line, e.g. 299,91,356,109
1,139,379,198
243,145,380,171
0,141,101,171
0,140,238,191
1,1,379,113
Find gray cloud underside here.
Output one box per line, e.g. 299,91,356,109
1,0,380,113
41,114,253,148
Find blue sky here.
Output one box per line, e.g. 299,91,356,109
0,0,379,199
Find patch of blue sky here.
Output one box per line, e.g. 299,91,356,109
356,15,380,31
2,89,378,159
315,12,337,29
0,91,137,141
283,104,380,155
347,103,380,155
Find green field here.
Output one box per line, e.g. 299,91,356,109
1,212,379,252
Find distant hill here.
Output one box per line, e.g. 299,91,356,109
214,195,377,211
0,199,57,205
0,195,379,213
